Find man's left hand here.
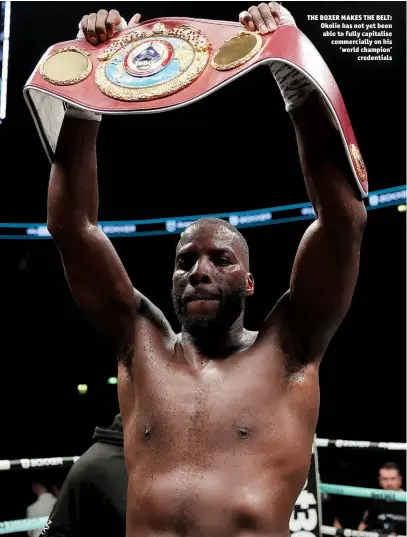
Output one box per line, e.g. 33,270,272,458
239,2,295,34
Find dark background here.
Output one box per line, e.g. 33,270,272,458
0,1,405,527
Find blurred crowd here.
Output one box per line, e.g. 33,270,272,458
322,462,406,535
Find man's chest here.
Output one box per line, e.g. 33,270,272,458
128,350,318,451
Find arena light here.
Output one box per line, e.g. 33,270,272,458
0,1,11,123
77,384,88,394
107,376,118,385
397,204,406,213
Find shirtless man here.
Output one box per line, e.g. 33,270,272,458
47,3,367,536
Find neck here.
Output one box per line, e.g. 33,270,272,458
181,315,245,358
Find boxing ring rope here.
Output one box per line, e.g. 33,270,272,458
1,520,406,537
319,484,406,502
0,516,48,535
1,438,404,472
0,456,79,472
315,439,407,451
1,438,406,535
322,527,406,537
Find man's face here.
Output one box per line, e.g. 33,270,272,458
172,222,254,331
378,468,403,490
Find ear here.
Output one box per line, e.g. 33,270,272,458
246,273,254,297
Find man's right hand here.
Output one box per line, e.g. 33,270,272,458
79,9,141,45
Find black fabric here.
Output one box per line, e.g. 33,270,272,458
41,415,127,537
92,414,123,446
362,498,406,534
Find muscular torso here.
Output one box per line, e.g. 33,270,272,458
118,316,320,537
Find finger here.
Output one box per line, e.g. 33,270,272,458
128,13,142,27
239,10,256,31
86,13,98,45
258,2,277,32
268,2,282,25
95,9,109,42
105,9,121,39
248,5,267,34
79,15,88,39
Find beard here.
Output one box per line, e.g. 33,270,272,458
171,282,247,334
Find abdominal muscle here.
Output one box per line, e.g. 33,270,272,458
124,453,309,537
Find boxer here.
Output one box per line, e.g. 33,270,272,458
47,3,367,536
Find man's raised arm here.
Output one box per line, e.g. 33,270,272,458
240,3,367,362
48,10,173,354
280,91,366,361
47,114,139,350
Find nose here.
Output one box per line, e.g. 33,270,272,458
189,257,212,285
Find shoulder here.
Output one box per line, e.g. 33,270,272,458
26,501,37,515
65,441,124,487
135,289,176,340
41,493,57,505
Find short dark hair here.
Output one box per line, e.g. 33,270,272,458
380,462,401,474
181,217,250,270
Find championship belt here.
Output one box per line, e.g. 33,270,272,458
23,17,368,196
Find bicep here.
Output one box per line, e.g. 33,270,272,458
55,224,137,347
258,218,364,361
290,218,363,325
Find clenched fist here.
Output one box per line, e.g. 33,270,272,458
238,2,296,34
78,9,141,45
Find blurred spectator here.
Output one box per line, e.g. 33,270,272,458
358,462,406,534
321,494,343,527
40,414,126,537
323,460,366,530
327,497,365,531
51,486,61,498
26,483,57,537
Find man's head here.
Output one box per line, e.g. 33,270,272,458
32,483,47,497
172,218,254,333
378,462,403,490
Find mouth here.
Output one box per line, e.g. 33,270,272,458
184,297,220,314
184,296,220,303
183,295,221,314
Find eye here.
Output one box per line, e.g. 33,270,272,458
214,257,231,266
177,253,195,270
